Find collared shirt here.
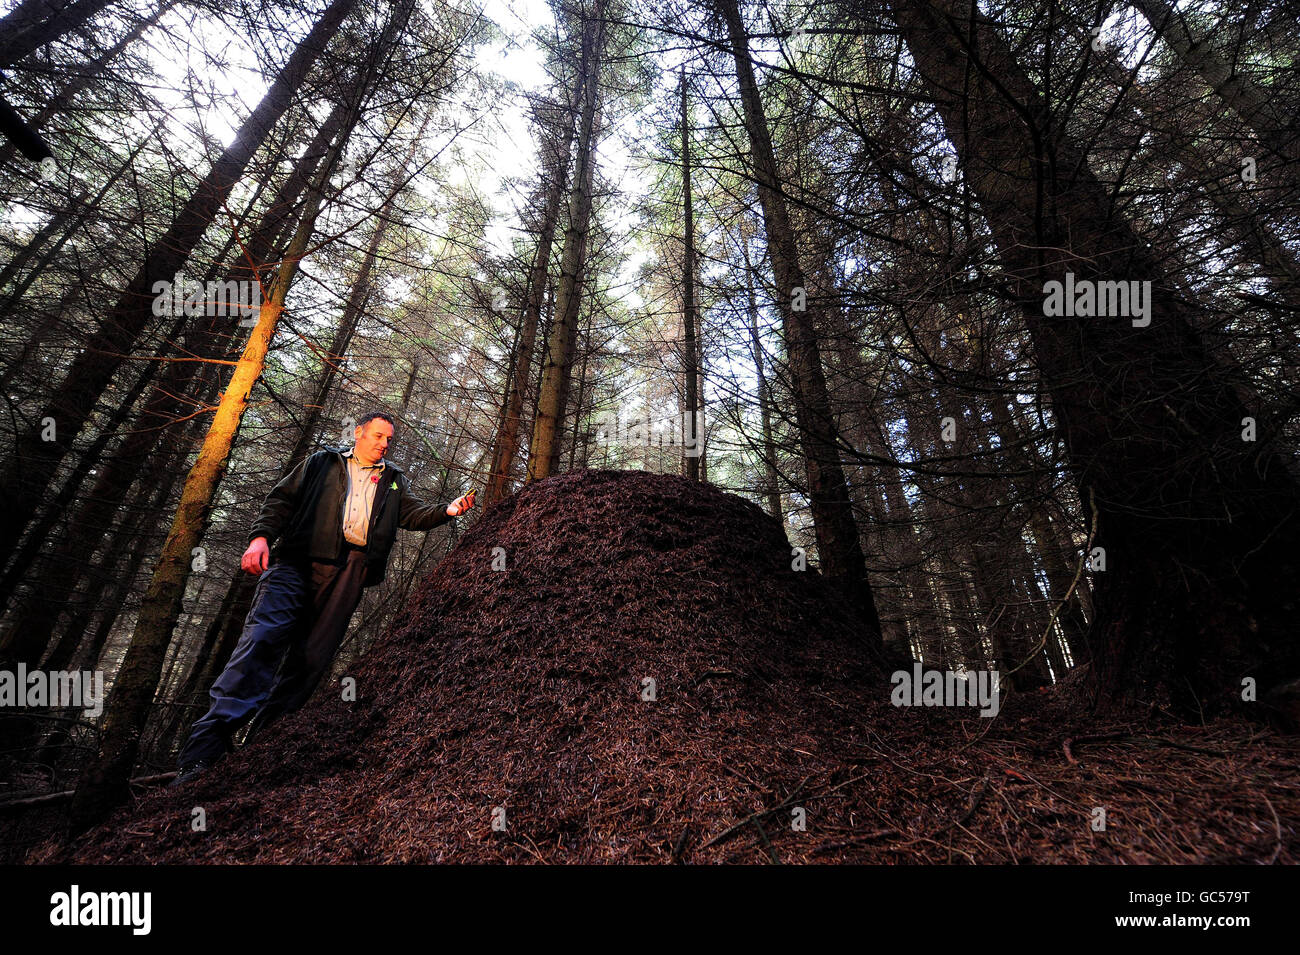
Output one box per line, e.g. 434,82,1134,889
341,448,386,547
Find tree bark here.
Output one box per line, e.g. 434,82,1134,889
741,240,783,523
1129,0,1299,167
527,1,606,482
714,0,882,649
887,0,1300,713
680,68,701,482
485,70,583,501
0,0,122,70
0,0,359,571
0,1,175,168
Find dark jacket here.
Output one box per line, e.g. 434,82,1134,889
248,448,453,586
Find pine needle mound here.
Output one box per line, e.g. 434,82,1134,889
43,469,884,862
33,470,1300,863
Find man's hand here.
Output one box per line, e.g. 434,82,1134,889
242,537,270,575
446,490,476,517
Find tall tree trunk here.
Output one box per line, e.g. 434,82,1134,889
568,314,592,471
680,68,701,482
696,321,708,481
986,391,1089,671
742,243,782,523
527,0,606,481
0,304,184,672
33,455,181,768
0,0,122,69
1128,0,1299,168
0,0,358,570
886,0,1300,713
0,1,175,168
0,118,160,330
714,0,882,649
485,72,583,502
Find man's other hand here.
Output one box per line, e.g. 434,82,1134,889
242,537,270,575
446,490,476,517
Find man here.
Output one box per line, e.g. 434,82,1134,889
173,411,475,784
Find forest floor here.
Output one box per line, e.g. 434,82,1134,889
19,470,1300,864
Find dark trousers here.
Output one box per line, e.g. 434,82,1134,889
177,547,369,767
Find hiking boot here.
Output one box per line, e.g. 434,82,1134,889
171,760,214,787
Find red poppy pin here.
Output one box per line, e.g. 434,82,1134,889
371,474,380,483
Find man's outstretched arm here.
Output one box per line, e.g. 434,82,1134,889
399,486,475,531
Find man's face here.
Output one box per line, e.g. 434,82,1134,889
353,419,394,466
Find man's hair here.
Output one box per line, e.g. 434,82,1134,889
357,411,395,431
